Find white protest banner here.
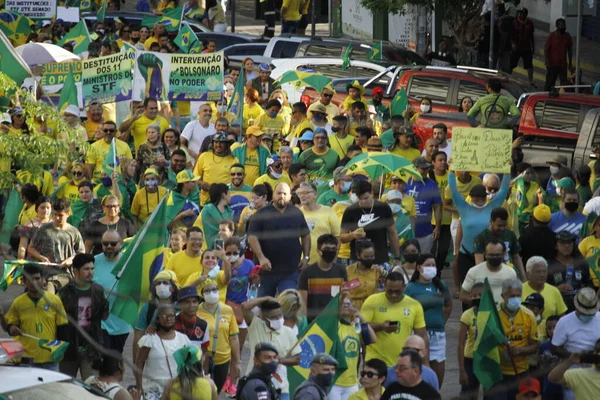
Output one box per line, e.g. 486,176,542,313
5,0,57,19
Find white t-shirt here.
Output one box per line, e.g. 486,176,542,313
552,311,600,353
181,120,216,155
583,196,600,216
462,262,518,306
138,332,191,394
421,140,451,158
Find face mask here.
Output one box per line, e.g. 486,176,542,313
97,29,105,35
341,181,351,193
389,203,402,214
471,298,481,308
536,314,542,323
420,104,431,113
550,166,560,175
421,266,437,281
268,317,284,331
472,202,486,209
486,256,503,267
487,192,497,200
315,372,335,389
372,98,381,106
331,126,340,133
578,313,595,323
204,291,219,304
260,360,279,376
270,170,282,179
217,105,227,113
207,266,220,279
101,176,112,187
227,255,239,263
131,36,140,43
268,111,278,118
404,253,418,263
155,284,172,299
507,297,522,311
350,193,358,204
320,249,337,263
565,202,579,212
558,28,566,33
145,179,158,187
360,259,375,268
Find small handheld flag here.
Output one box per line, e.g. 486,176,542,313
368,41,382,61
21,333,70,362
0,260,24,291
341,45,352,70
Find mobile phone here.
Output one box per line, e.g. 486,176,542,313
214,238,224,249
343,278,361,290
580,352,600,364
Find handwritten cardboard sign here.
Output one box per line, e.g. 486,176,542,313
450,127,512,173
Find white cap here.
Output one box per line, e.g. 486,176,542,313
0,113,10,124
386,190,403,201
63,105,80,116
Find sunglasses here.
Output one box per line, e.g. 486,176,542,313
322,93,333,98
103,128,116,133
272,163,282,168
360,371,379,378
102,241,119,247
155,281,171,286
225,252,239,256
72,171,83,176
104,204,119,209
230,172,243,176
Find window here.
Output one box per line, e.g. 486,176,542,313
457,80,487,105
300,44,343,57
353,66,385,78
407,75,451,103
225,45,267,56
350,46,371,59
271,41,301,58
533,100,581,133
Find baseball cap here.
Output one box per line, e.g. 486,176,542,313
386,190,403,201
178,286,202,302
372,86,384,96
555,177,576,191
413,157,432,169
144,167,159,177
266,155,280,167
246,126,264,137
298,130,314,142
176,169,200,184
523,293,545,309
532,204,551,223
62,105,80,117
258,63,271,72
9,106,23,116
518,378,541,396
154,270,178,285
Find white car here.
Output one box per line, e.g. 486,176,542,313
270,58,393,103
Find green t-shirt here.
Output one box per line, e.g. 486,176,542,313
317,189,349,206
473,227,521,265
298,148,340,180
467,93,521,129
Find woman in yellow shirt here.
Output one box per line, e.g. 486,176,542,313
185,249,231,303
346,239,386,309
163,346,218,400
56,162,90,203
242,88,265,131
409,97,433,124
578,215,600,258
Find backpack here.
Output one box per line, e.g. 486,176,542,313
236,372,279,400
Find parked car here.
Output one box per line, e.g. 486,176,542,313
82,11,211,33
224,36,313,72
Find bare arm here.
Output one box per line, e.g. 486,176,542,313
512,254,527,282
414,326,429,351
443,299,452,323
298,290,308,317
548,353,579,386
241,296,277,325
134,346,150,390
27,243,49,263
132,329,144,365
459,289,472,305
17,236,29,260
229,335,241,381
474,253,484,265
84,239,94,254
443,198,457,213
387,223,401,259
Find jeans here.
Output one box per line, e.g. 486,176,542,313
212,361,230,393
545,66,568,91
281,20,299,34
257,271,300,297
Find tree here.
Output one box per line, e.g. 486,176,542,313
359,0,485,63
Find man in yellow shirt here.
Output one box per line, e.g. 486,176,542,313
194,132,239,205
232,126,271,186
254,155,292,188
498,279,539,399
522,256,568,319
5,263,68,368
254,99,289,144
82,101,105,141
389,128,421,160
287,102,314,147
281,0,302,33
119,98,170,152
548,341,600,399
165,226,204,285
361,271,427,366
130,168,169,226
85,121,133,181
329,115,354,160
312,87,339,123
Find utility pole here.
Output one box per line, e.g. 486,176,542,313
575,0,582,92
489,0,495,69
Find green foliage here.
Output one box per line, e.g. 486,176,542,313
359,0,483,24
0,73,87,186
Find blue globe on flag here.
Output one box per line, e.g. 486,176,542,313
298,334,325,368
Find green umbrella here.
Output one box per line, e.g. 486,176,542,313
345,152,423,182
275,70,332,93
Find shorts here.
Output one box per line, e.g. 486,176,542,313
298,14,309,29
428,330,446,362
510,49,533,70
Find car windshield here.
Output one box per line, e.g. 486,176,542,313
3,380,107,400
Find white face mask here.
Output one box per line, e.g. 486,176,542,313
155,284,172,299
207,266,220,279
420,104,431,113
204,291,220,304
556,188,562,196
271,170,282,179
536,314,542,323
487,192,497,200
421,266,437,281
268,317,284,331
350,193,359,204
472,202,486,209
227,255,240,263
389,203,402,214
550,166,560,175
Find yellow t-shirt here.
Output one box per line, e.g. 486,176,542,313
332,201,351,259
168,377,213,400
564,367,600,398
144,36,159,51
361,293,426,366
335,322,362,387
288,119,314,140
86,138,133,180
16,170,54,196
253,173,292,188
242,103,265,131
328,133,355,160
433,172,451,225
83,119,101,140
346,262,385,309
499,306,538,375
521,282,568,320
300,205,341,263
460,307,478,358
389,146,421,161
196,303,239,365
578,235,600,258
281,0,301,21
165,250,202,286
18,203,37,226
186,270,229,304
129,114,170,151
444,175,483,219
5,292,68,364
193,152,239,205
56,176,81,204
130,186,168,223
254,113,289,140
243,148,261,186
348,388,384,400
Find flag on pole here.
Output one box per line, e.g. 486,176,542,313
141,7,184,32
110,196,170,326
102,138,120,175
0,260,25,291
173,23,198,53
473,278,506,389
0,29,32,85
0,10,33,46
57,64,78,113
189,40,203,54
390,88,409,117
368,41,382,61
57,20,91,56
227,68,244,130
341,44,352,70
97,0,108,22
287,295,347,395
0,188,24,245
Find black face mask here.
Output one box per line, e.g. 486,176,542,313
558,28,566,33
471,298,481,308
315,372,335,389
565,202,579,212
372,98,382,106
331,126,340,133
320,249,337,263
404,253,419,263
360,259,375,268
486,256,503,267
259,361,278,376
131,36,140,43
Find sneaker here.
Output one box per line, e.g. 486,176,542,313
222,376,231,392
226,384,237,397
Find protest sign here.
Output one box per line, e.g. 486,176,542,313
40,61,82,87
133,51,224,102
450,127,512,173
5,0,57,19
82,52,135,106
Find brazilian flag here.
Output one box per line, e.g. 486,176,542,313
102,138,120,176
142,7,184,32
368,41,382,61
39,339,70,362
227,68,245,130
173,23,198,53
390,87,409,117
57,21,91,56
0,260,25,291
0,10,33,46
341,44,352,70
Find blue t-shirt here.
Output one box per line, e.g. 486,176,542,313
226,258,254,304
93,254,131,336
229,194,251,223
404,281,451,332
385,364,439,390
547,211,586,238
404,178,441,237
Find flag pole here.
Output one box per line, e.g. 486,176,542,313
505,340,520,376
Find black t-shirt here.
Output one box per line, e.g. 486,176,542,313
85,218,137,255
247,204,310,274
298,263,347,321
518,225,556,264
341,200,394,264
381,381,441,400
